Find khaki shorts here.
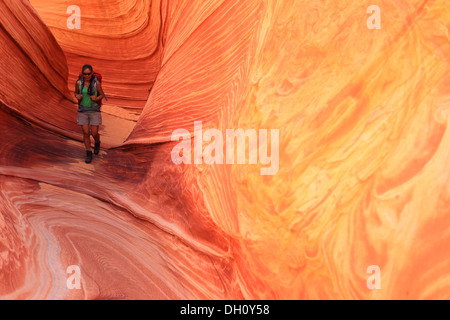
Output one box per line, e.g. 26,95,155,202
77,112,102,126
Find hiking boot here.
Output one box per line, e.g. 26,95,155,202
94,141,101,155
85,150,93,163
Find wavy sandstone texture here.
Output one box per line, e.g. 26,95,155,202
1,0,450,299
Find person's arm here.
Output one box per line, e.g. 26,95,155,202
74,80,82,100
91,81,104,102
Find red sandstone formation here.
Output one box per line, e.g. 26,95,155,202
1,0,450,299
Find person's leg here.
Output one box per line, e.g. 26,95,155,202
91,125,100,144
81,124,91,150
82,124,93,163
77,112,93,163
90,112,102,155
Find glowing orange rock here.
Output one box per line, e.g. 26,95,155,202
1,0,450,300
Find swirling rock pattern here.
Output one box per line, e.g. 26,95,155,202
1,0,450,299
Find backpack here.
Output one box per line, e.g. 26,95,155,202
77,72,107,108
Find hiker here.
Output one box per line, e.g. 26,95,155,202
74,64,105,163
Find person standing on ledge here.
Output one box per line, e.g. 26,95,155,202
74,64,105,163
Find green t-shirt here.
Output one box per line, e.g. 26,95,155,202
80,86,98,113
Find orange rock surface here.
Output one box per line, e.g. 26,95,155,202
1,0,450,299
